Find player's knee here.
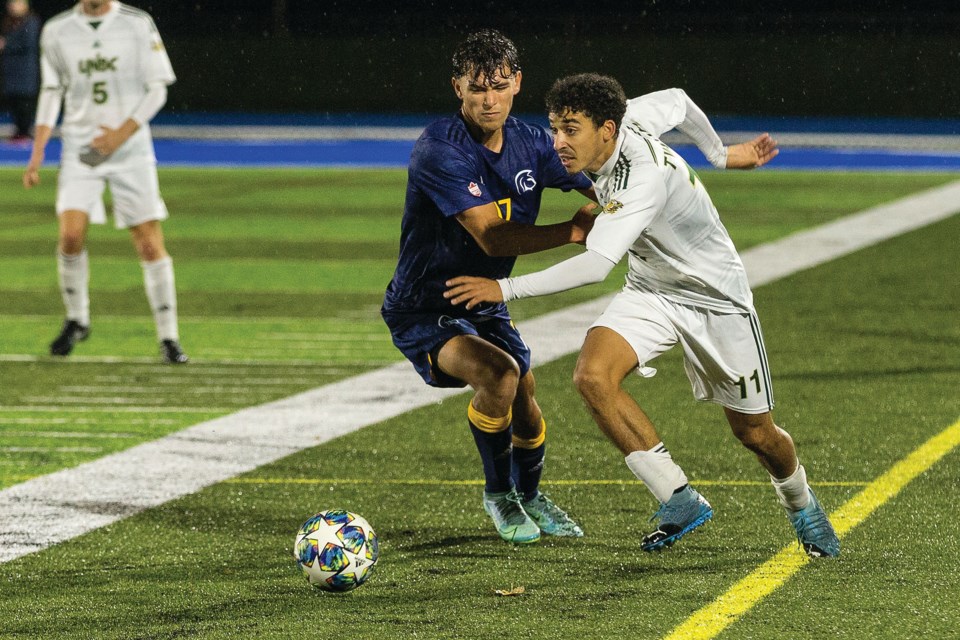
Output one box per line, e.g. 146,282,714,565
572,361,612,408
475,355,521,399
58,232,85,255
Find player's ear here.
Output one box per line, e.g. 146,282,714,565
452,76,464,100
602,119,617,142
513,70,522,95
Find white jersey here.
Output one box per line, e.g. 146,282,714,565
585,89,753,313
39,2,175,166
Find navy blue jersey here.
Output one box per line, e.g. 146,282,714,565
382,113,591,317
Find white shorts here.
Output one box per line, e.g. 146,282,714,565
56,160,169,229
591,289,775,414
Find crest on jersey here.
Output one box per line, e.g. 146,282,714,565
468,182,482,197
602,200,624,214
514,170,537,194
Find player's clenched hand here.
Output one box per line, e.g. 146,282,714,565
725,133,779,169
23,157,42,189
570,202,598,244
444,276,504,310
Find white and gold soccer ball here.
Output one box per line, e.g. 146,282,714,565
294,510,379,592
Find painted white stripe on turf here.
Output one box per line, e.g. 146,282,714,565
0,180,957,564
740,180,960,287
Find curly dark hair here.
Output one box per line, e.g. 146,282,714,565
451,29,521,85
545,73,627,131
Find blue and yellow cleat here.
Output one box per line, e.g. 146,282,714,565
641,486,713,552
483,489,541,544
788,489,840,558
521,492,584,537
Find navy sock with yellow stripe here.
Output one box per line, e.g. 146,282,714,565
512,418,546,502
468,403,514,494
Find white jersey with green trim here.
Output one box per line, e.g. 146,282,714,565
585,91,754,313
39,2,175,165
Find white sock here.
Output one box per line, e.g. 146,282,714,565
57,250,90,326
625,443,689,504
770,462,811,511
142,256,179,341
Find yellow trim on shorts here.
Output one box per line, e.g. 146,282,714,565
467,403,512,433
512,417,546,449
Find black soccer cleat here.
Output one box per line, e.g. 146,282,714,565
49,319,90,356
160,339,189,364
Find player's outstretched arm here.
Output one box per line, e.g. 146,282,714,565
725,133,779,169
446,249,616,309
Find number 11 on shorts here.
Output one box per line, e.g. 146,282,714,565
736,369,761,399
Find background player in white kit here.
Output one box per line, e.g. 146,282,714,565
22,0,187,363
445,73,840,558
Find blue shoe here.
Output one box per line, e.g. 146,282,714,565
641,486,713,552
483,489,541,544
521,492,584,537
788,489,840,558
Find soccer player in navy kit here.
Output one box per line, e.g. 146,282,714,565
382,30,594,544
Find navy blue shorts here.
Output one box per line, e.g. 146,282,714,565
382,311,532,388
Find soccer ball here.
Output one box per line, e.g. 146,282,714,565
294,510,379,592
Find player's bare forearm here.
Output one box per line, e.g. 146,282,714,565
443,276,503,310
726,133,779,169
458,198,597,256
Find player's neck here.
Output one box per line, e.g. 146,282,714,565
460,111,504,153
81,1,113,18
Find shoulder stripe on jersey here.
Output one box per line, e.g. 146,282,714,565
447,123,466,146
613,150,631,191
119,4,160,29
639,135,659,166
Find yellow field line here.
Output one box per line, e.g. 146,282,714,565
662,417,960,640
219,478,868,487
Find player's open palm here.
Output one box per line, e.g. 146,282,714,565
726,133,779,169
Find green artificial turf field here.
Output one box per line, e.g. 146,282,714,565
0,168,957,639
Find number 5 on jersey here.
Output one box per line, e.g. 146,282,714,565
93,81,108,104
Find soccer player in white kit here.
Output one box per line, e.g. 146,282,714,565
22,0,187,363
445,73,840,558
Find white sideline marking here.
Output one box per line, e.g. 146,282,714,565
0,180,958,563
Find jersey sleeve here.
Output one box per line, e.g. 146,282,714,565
624,89,687,137
408,136,493,218
140,17,176,86
626,89,727,167
39,26,66,91
586,166,666,264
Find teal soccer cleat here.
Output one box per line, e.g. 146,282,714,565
483,489,541,544
521,492,584,537
788,489,840,558
641,486,713,552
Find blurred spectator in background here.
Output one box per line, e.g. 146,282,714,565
0,0,41,142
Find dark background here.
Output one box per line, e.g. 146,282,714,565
14,0,960,119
